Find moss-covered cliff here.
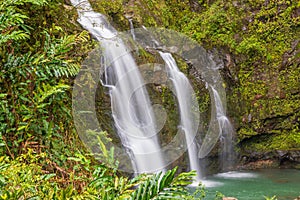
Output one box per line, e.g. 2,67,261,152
88,0,299,162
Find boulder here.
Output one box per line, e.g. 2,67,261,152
223,197,238,200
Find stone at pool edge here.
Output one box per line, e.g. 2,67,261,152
223,197,238,200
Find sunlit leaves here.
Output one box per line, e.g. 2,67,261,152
0,0,90,157
0,0,48,46
129,167,202,200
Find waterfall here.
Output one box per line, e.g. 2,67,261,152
211,86,235,170
128,18,136,40
71,0,165,173
159,52,201,179
71,0,235,177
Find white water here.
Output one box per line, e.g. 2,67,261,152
211,86,234,170
214,171,257,179
128,18,136,40
71,0,235,177
71,0,165,173
159,52,201,179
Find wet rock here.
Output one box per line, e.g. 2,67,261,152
64,0,71,5
277,150,287,158
289,151,300,162
239,150,300,169
238,159,278,170
223,197,238,200
275,150,300,166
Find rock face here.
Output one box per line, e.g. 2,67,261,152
94,0,300,168
277,150,300,163
238,150,300,169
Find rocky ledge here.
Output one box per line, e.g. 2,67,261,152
238,150,300,169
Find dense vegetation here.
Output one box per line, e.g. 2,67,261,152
0,0,299,199
0,0,207,199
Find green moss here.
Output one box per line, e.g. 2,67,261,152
90,0,300,152
90,0,128,30
244,129,300,152
238,126,259,140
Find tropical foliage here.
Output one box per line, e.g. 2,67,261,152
0,150,207,200
0,0,90,158
0,0,299,199
0,0,209,199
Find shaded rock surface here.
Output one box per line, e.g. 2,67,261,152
238,150,300,169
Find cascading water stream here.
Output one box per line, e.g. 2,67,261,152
71,0,165,173
128,18,136,41
159,52,201,179
71,0,235,179
211,86,235,170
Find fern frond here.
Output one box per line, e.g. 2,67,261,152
129,167,196,200
54,62,80,77
0,11,28,30
39,32,81,78
35,83,70,104
171,170,197,186
76,30,90,42
0,0,48,45
0,30,30,44
1,0,48,7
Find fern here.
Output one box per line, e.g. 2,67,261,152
35,83,70,104
0,0,48,46
2,32,82,80
1,28,88,155
129,168,201,200
38,31,84,78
